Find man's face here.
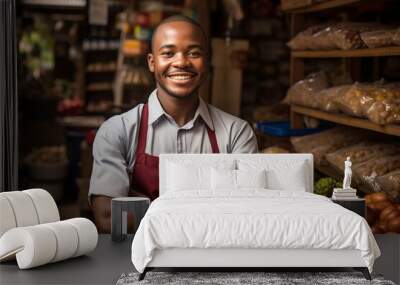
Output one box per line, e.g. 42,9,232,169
148,21,207,99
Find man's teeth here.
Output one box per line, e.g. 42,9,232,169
168,74,193,80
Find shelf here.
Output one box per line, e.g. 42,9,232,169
283,0,360,13
87,85,113,92
21,0,86,13
292,47,400,58
58,116,104,128
291,105,400,137
86,69,116,74
123,52,146,58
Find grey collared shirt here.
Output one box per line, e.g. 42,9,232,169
89,90,258,198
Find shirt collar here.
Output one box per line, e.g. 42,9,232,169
196,96,214,131
147,89,214,131
147,89,165,125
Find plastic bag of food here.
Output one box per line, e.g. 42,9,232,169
326,142,400,173
332,81,400,124
290,127,372,166
313,22,362,50
392,28,400,46
361,29,397,48
287,24,328,50
333,81,386,117
288,22,381,51
316,85,351,112
365,83,400,124
353,155,400,189
284,71,329,107
376,170,400,203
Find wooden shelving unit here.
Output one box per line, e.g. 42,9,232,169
284,0,400,192
286,0,400,134
292,105,400,137
282,0,361,13
292,47,400,58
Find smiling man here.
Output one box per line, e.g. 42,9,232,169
89,15,258,233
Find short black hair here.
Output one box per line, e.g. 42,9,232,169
150,15,208,52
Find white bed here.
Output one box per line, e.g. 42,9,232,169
131,154,380,280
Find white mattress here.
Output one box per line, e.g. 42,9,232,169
131,190,380,273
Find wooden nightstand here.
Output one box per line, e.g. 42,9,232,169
331,198,365,218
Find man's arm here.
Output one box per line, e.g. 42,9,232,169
91,195,112,233
89,116,133,233
231,121,259,153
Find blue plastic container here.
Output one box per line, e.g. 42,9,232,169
256,121,332,137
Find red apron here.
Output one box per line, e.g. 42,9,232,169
130,103,219,200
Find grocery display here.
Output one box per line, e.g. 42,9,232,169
334,82,400,125
284,71,329,108
288,22,396,51
360,29,398,49
326,142,400,173
292,126,400,198
287,77,400,125
393,28,400,46
353,154,400,190
315,85,351,112
290,126,372,165
86,62,116,73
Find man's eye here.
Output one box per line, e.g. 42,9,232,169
188,51,201,57
161,51,174,57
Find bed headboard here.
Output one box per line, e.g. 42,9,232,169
159,154,314,196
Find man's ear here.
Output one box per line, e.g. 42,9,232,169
147,53,155,72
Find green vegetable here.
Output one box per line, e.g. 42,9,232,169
314,177,342,197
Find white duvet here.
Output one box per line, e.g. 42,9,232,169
131,190,380,273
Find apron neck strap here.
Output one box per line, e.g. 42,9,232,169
136,103,149,154
206,126,220,153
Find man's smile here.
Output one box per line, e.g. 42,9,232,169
166,71,197,83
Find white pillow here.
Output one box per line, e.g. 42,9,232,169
211,168,236,190
266,162,307,191
237,169,267,189
211,169,267,190
167,160,235,192
238,160,308,191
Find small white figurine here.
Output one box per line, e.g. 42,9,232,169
343,156,352,190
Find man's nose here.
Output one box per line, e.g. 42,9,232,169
172,53,191,67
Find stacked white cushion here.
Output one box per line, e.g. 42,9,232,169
65,218,98,257
1,191,40,227
237,169,267,189
0,189,98,269
237,159,310,192
166,160,235,192
0,189,60,238
42,221,79,262
211,169,267,190
0,196,17,237
0,218,98,269
24,189,60,224
0,226,57,268
211,168,236,190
